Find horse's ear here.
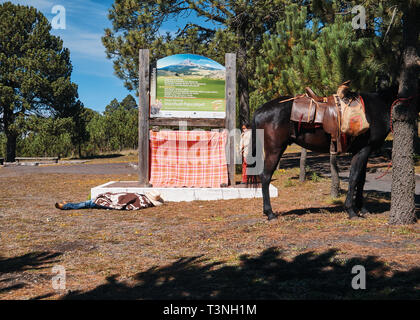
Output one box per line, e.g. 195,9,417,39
341,80,351,86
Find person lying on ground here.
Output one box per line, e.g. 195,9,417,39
55,190,164,210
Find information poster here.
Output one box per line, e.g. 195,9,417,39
150,54,226,118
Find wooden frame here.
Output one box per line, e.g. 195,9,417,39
150,118,225,128
138,49,237,186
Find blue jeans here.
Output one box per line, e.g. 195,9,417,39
62,200,108,210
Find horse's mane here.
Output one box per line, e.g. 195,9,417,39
375,84,399,105
339,80,398,105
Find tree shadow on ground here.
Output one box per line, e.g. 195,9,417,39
279,191,419,217
62,248,419,300
0,252,62,295
362,191,420,218
279,205,345,216
0,252,62,274
279,151,391,177
71,153,124,160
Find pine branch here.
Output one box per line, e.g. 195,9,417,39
186,1,227,24
383,6,398,42
212,1,232,18
182,23,216,35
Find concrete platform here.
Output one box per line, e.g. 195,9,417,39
91,181,278,202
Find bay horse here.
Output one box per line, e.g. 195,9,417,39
248,85,403,220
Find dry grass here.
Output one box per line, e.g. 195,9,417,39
0,160,419,300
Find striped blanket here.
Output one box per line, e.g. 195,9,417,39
93,192,153,210
149,130,228,187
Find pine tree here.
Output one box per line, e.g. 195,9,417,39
120,94,138,110
0,2,81,162
252,4,380,106
105,99,120,114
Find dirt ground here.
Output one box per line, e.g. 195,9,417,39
0,152,419,300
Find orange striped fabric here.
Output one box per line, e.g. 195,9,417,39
149,130,228,187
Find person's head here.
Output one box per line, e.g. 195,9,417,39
242,124,250,132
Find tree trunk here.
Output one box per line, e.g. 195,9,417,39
330,153,340,198
299,148,307,182
5,131,17,163
390,117,416,224
389,4,419,225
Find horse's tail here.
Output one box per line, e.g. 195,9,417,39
246,116,260,187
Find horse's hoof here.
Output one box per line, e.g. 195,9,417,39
346,208,360,220
359,207,371,216
267,212,278,221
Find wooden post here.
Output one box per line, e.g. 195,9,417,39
138,49,151,186
225,53,236,186
299,148,307,182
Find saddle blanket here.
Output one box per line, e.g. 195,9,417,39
340,96,369,136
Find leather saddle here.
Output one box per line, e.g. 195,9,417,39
305,87,328,103
290,87,343,154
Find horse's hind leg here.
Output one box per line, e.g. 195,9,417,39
345,146,371,218
261,146,286,220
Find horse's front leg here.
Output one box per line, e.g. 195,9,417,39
345,146,371,219
355,163,370,215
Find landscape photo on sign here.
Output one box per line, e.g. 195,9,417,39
150,54,226,118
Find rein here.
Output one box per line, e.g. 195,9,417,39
277,94,306,104
375,161,393,180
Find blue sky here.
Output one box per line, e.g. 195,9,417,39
4,0,221,113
